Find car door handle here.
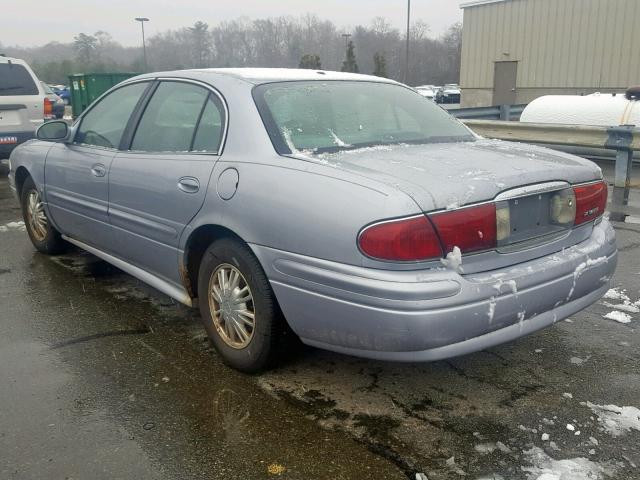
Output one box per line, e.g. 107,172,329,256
177,177,200,194
91,164,107,177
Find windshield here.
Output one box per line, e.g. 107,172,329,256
253,81,474,154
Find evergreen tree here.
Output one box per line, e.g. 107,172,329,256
341,40,359,73
372,52,387,77
299,54,322,69
188,21,212,68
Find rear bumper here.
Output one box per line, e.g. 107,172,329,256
252,218,617,361
0,131,35,159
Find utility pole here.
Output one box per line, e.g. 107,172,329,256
405,0,411,84
135,17,149,71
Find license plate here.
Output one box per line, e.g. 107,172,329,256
496,189,573,249
0,136,18,145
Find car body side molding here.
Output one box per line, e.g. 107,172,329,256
61,235,194,307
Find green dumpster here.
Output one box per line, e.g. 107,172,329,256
68,72,139,116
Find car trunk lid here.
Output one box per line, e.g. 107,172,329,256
309,139,602,212
302,139,605,273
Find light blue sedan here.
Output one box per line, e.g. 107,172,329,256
8,69,617,372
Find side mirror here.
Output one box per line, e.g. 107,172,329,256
36,120,69,142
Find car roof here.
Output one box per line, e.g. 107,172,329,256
0,55,28,65
132,68,400,86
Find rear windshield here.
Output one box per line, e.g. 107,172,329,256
0,63,38,96
253,80,474,154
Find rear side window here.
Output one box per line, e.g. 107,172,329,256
0,63,38,96
131,81,224,153
192,95,225,152
75,82,148,149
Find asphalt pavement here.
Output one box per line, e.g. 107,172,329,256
0,170,639,480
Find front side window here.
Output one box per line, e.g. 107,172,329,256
131,81,223,153
75,82,148,149
253,81,474,154
0,64,38,96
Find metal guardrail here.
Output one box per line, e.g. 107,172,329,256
449,104,527,121
462,119,638,221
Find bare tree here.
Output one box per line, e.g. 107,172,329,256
17,15,464,87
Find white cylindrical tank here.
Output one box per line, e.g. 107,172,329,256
520,92,640,127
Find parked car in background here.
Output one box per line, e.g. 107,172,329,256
0,55,47,159
41,82,65,119
51,85,71,105
415,85,436,100
436,84,461,104
8,68,617,373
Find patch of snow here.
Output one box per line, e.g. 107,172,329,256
570,357,587,365
567,257,608,301
566,424,576,431
541,433,550,441
328,129,351,148
603,288,629,302
519,424,538,434
521,447,616,480
0,220,26,232
475,442,497,454
601,301,639,314
441,246,463,273
583,402,640,437
339,144,394,155
603,311,632,324
518,311,526,331
563,392,573,399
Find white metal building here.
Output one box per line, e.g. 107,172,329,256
459,0,640,107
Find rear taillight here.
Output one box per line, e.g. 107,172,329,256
358,215,443,261
359,181,607,263
44,98,53,119
573,181,607,225
430,203,497,255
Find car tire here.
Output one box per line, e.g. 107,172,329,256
20,176,66,254
197,237,287,373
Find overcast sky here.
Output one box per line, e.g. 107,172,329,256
1,0,463,47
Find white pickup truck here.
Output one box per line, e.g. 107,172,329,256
0,55,48,160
